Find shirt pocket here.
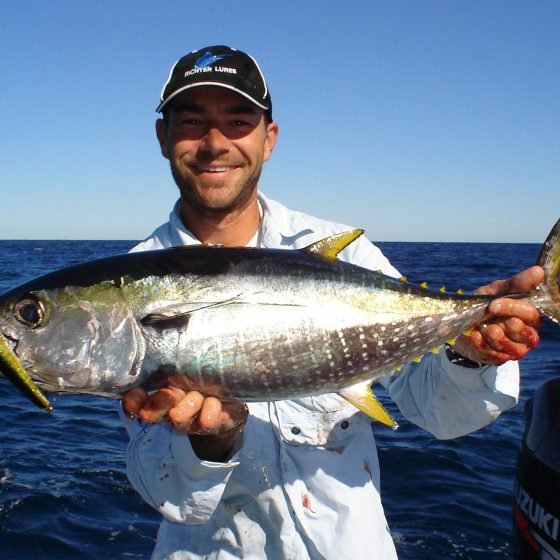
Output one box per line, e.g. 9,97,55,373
273,395,371,448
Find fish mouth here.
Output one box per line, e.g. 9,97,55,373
0,331,51,411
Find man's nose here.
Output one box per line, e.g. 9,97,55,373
200,126,230,154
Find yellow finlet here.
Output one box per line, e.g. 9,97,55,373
420,282,428,289
399,276,407,283
439,286,446,293
303,230,364,262
339,381,398,429
456,288,464,295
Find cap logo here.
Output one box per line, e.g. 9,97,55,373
184,51,237,78
194,51,228,68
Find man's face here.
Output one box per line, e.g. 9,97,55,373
156,87,278,215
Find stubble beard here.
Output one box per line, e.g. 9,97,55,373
171,163,262,217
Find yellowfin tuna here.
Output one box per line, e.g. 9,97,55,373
0,220,559,429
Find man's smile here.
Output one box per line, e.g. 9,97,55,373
191,165,239,174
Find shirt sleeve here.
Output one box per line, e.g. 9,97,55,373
379,350,519,439
345,236,520,440
121,409,240,524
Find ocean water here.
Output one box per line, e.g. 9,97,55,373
0,239,558,559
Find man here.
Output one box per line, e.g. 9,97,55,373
122,45,543,559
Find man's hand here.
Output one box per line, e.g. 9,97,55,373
452,265,544,366
122,387,248,462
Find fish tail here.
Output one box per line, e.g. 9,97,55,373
535,218,560,325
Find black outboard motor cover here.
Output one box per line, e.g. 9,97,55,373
513,377,560,559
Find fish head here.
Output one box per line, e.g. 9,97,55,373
0,280,143,402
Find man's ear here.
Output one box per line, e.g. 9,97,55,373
263,121,279,162
156,119,170,159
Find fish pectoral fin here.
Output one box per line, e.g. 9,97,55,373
141,310,192,328
141,295,247,326
338,381,398,429
140,302,215,326
303,230,364,262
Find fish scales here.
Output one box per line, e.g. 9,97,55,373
122,252,482,401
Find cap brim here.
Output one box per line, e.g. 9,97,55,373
156,82,270,113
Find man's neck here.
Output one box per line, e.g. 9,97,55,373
180,196,261,248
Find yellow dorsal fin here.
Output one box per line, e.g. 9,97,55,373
339,381,398,429
303,230,364,261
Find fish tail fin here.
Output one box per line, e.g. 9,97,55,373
535,218,560,325
339,381,398,429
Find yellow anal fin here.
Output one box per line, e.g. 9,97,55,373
339,381,398,429
303,230,364,261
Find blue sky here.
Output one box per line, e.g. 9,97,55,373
1,1,558,242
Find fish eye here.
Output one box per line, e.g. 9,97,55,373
13,296,45,328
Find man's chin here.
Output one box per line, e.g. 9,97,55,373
181,187,257,215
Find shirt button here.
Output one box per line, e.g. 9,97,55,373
291,427,301,435
340,420,350,429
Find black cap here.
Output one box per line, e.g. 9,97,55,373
157,45,272,119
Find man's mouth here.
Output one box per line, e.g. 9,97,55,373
192,165,237,174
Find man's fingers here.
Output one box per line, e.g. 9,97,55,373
167,391,205,426
487,298,541,327
476,266,544,296
507,266,544,294
168,394,223,434
138,386,187,423
173,398,249,435
479,323,529,360
500,317,540,347
122,387,149,417
197,397,223,431
123,385,249,438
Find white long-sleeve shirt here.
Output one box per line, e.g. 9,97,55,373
123,193,519,559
